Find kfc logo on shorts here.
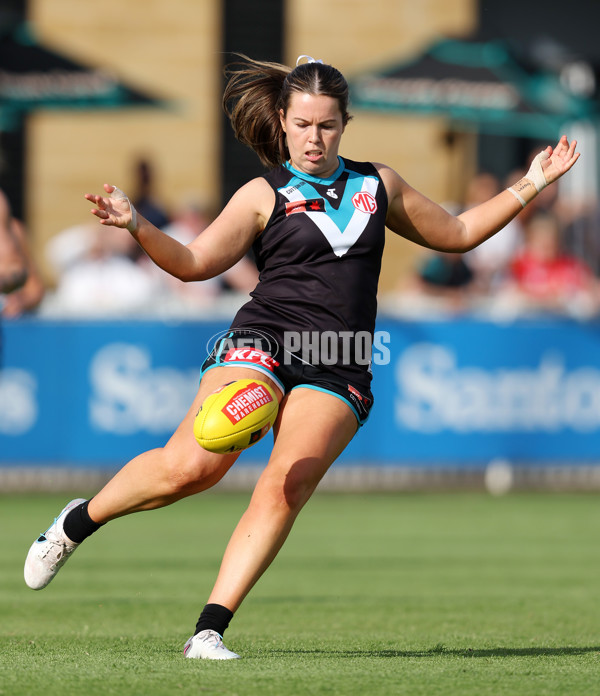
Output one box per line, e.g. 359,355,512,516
224,348,280,371
352,191,377,214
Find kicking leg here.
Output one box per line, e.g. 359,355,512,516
24,367,281,590
86,366,275,523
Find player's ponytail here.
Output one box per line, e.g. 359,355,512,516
223,54,351,169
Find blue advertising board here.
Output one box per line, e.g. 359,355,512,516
1,316,600,468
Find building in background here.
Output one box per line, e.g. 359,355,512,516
10,0,476,292
2,0,598,293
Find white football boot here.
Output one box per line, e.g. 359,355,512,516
24,498,87,590
183,630,241,660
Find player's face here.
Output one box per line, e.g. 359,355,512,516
280,92,345,178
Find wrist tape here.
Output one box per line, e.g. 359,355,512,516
507,149,549,208
525,149,549,193
110,185,138,233
507,187,527,208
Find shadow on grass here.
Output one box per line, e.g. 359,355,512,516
271,645,600,659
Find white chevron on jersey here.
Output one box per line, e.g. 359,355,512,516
280,176,379,257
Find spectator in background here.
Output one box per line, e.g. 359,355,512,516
553,186,600,277
405,249,475,313
464,172,522,295
395,202,474,315
45,199,258,317
0,189,26,295
137,196,220,307
2,217,46,318
498,210,599,318
131,158,171,231
141,196,259,309
0,189,45,317
45,221,159,316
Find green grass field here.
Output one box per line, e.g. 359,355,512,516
2,491,600,695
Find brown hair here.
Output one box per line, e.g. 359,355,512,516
222,55,351,169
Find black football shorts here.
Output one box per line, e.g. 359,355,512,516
200,328,373,425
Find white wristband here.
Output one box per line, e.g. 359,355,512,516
525,150,549,193
110,185,138,233
507,186,527,208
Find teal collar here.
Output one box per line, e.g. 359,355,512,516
283,157,344,185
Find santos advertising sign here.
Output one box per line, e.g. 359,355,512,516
1,317,599,468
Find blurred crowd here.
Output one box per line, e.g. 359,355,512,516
0,188,45,318
392,161,600,320
0,159,259,320
2,156,600,322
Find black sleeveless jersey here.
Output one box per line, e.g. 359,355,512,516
230,156,388,387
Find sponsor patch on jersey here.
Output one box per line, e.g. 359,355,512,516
351,191,378,214
222,382,274,424
224,347,280,371
285,198,326,216
284,182,305,196
345,383,372,421
348,384,371,405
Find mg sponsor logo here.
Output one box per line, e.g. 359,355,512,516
352,191,377,214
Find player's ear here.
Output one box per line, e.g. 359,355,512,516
279,109,286,133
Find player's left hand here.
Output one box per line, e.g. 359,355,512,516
538,135,580,185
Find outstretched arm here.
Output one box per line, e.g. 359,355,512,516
85,179,273,282
380,135,580,252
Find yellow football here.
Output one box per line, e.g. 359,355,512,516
193,379,279,454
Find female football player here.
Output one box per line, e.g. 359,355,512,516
24,55,580,659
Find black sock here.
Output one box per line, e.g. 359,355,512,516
194,603,234,637
63,500,103,544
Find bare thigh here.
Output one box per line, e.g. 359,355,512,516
257,386,359,508
88,366,283,522
164,365,283,463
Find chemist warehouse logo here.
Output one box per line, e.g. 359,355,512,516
222,382,274,424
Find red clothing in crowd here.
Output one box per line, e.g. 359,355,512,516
510,252,591,300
